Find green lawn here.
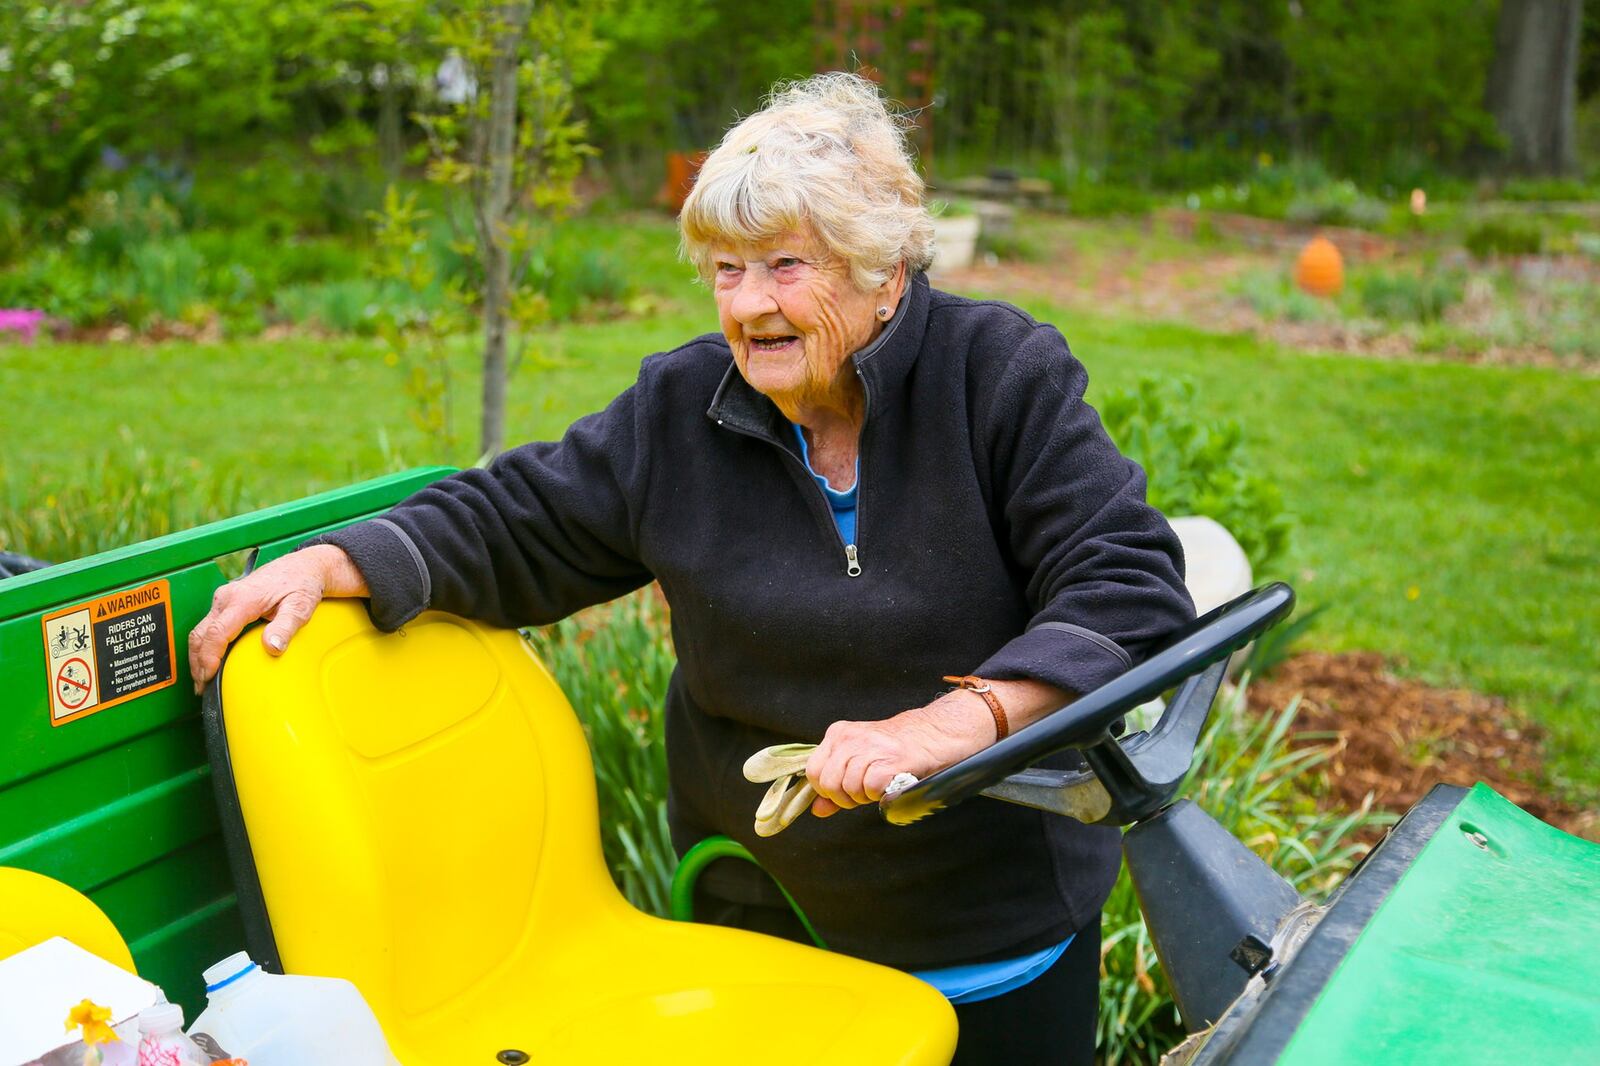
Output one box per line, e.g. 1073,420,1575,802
4,218,1596,797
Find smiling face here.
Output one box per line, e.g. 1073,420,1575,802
712,229,894,420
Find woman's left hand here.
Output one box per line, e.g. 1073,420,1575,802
804,691,996,817
805,676,1075,817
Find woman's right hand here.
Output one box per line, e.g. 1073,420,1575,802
187,544,369,693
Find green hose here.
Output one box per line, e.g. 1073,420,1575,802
668,835,829,950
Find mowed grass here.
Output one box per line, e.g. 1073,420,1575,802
1055,315,1600,798
3,217,1596,796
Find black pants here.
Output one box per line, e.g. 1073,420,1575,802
694,857,1100,1065
948,920,1099,1066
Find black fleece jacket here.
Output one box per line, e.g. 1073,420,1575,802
312,273,1195,968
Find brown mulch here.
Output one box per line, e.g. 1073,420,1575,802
1246,651,1596,840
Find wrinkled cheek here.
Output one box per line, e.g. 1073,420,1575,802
807,304,855,378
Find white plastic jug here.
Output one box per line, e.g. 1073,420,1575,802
136,1002,207,1065
187,952,397,1066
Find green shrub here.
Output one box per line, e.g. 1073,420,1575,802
190,153,347,237
980,228,1047,262
188,229,364,289
1099,682,1389,1063
517,228,633,322
1497,177,1598,203
75,186,185,267
120,238,208,322
1356,268,1463,323
1232,269,1338,324
1062,182,1156,218
0,248,115,324
1464,216,1544,258
1099,377,1293,571
0,195,28,268
1283,180,1390,229
1186,158,1362,221
273,278,421,335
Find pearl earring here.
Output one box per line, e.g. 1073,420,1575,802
876,306,892,320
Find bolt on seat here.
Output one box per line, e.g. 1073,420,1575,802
207,601,956,1064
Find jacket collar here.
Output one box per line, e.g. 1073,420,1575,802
705,272,932,440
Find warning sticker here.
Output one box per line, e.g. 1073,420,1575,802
41,579,176,725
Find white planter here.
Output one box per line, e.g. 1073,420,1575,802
1170,515,1256,678
929,215,981,275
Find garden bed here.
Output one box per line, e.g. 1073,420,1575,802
948,214,1600,374
1247,652,1596,841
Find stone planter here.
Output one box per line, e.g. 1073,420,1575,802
929,214,981,275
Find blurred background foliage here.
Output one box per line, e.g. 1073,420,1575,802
3,1,1597,213
1,0,1597,339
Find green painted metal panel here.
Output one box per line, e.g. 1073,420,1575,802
1279,783,1600,1064
0,468,452,1015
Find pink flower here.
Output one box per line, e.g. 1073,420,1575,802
0,308,47,342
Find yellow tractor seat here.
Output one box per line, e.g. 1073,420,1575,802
0,866,137,972
205,601,956,1065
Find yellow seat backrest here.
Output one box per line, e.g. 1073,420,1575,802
217,601,625,1021
0,866,137,972
215,601,958,1065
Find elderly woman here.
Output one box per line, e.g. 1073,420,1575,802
189,73,1192,1064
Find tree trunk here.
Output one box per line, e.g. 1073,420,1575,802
377,62,403,179
1486,0,1583,176
479,1,531,458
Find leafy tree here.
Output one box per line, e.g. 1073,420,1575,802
371,0,603,457
0,1,326,209
581,0,812,197
1285,0,1500,175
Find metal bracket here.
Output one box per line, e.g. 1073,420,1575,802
981,768,1112,823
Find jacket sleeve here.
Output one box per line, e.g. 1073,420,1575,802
305,369,655,631
973,323,1195,697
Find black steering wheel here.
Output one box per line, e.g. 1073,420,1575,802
880,582,1295,826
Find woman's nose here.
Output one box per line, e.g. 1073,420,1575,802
728,270,779,322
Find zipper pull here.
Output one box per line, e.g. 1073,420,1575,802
844,544,862,577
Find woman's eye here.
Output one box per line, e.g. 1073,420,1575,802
772,257,801,270
715,262,742,275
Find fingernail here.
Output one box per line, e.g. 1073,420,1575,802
267,635,285,653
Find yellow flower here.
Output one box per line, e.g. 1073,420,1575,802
1406,585,1421,601
64,999,120,1045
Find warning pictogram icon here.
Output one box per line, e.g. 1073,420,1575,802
42,580,173,726
57,658,93,710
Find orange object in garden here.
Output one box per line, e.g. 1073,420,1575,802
659,150,708,214
1295,236,1344,297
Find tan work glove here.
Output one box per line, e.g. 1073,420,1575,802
743,743,818,837
743,743,920,837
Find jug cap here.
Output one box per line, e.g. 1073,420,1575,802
137,1002,184,1033
204,950,257,992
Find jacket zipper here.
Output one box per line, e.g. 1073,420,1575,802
847,363,871,578
713,365,871,579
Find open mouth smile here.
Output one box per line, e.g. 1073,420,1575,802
749,335,799,353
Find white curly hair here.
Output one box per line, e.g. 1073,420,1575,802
679,72,935,291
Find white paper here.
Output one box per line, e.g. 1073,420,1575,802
0,937,163,1065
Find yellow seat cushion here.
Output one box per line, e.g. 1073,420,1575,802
0,866,136,972
217,602,954,1064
